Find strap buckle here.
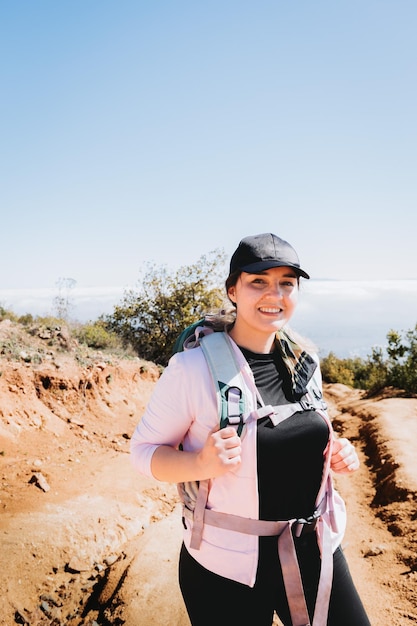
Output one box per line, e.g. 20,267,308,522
299,392,315,411
294,509,321,538
225,386,244,436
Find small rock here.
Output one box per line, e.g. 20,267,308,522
29,472,50,492
66,556,91,572
19,350,31,362
14,609,30,625
104,554,119,566
40,600,52,616
363,544,386,557
69,417,85,428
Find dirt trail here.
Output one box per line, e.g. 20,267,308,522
0,319,416,625
324,385,417,625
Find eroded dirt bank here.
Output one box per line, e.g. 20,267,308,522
0,320,416,625
324,384,417,625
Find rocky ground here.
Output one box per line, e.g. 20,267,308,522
0,318,416,625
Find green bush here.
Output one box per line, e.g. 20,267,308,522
74,321,121,351
320,352,355,387
0,306,18,322
385,326,417,393
320,325,417,396
17,313,34,326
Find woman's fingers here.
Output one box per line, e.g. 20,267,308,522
211,426,242,464
331,437,360,473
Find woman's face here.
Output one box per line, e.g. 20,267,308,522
227,266,299,339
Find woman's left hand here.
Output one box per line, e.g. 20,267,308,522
331,437,360,474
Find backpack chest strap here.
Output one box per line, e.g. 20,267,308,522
253,399,315,427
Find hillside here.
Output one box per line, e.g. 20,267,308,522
0,319,416,625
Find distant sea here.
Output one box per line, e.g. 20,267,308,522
292,279,417,358
1,280,417,359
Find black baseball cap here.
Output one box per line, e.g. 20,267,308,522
229,233,310,279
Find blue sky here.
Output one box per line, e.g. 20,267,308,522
1,0,417,296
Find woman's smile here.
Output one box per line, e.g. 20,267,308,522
258,306,284,314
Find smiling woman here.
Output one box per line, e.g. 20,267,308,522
130,232,371,626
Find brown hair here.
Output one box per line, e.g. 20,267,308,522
225,270,241,306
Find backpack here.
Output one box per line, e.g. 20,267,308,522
172,317,327,437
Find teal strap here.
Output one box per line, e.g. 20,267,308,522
199,331,326,434
199,332,247,434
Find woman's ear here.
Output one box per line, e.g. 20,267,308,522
228,286,236,304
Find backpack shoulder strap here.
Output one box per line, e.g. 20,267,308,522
199,332,248,436
306,366,328,411
172,318,207,354
266,359,328,426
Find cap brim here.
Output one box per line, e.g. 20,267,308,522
240,260,310,279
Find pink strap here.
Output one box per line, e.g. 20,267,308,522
189,479,210,550
278,523,311,625
185,502,333,626
311,517,333,626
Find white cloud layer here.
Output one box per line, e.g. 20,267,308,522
293,280,417,357
1,280,416,358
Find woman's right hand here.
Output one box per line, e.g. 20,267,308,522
196,425,242,477
150,426,242,483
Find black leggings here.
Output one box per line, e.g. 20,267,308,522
179,536,371,626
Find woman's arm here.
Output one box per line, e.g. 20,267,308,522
150,426,242,482
130,352,242,483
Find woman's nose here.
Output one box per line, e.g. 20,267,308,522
268,282,284,296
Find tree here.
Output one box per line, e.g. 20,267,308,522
320,352,355,387
361,346,389,395
386,325,417,393
105,250,227,365
53,277,76,321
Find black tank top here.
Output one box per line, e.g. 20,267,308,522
239,346,329,521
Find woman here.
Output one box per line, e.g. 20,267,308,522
130,233,371,626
